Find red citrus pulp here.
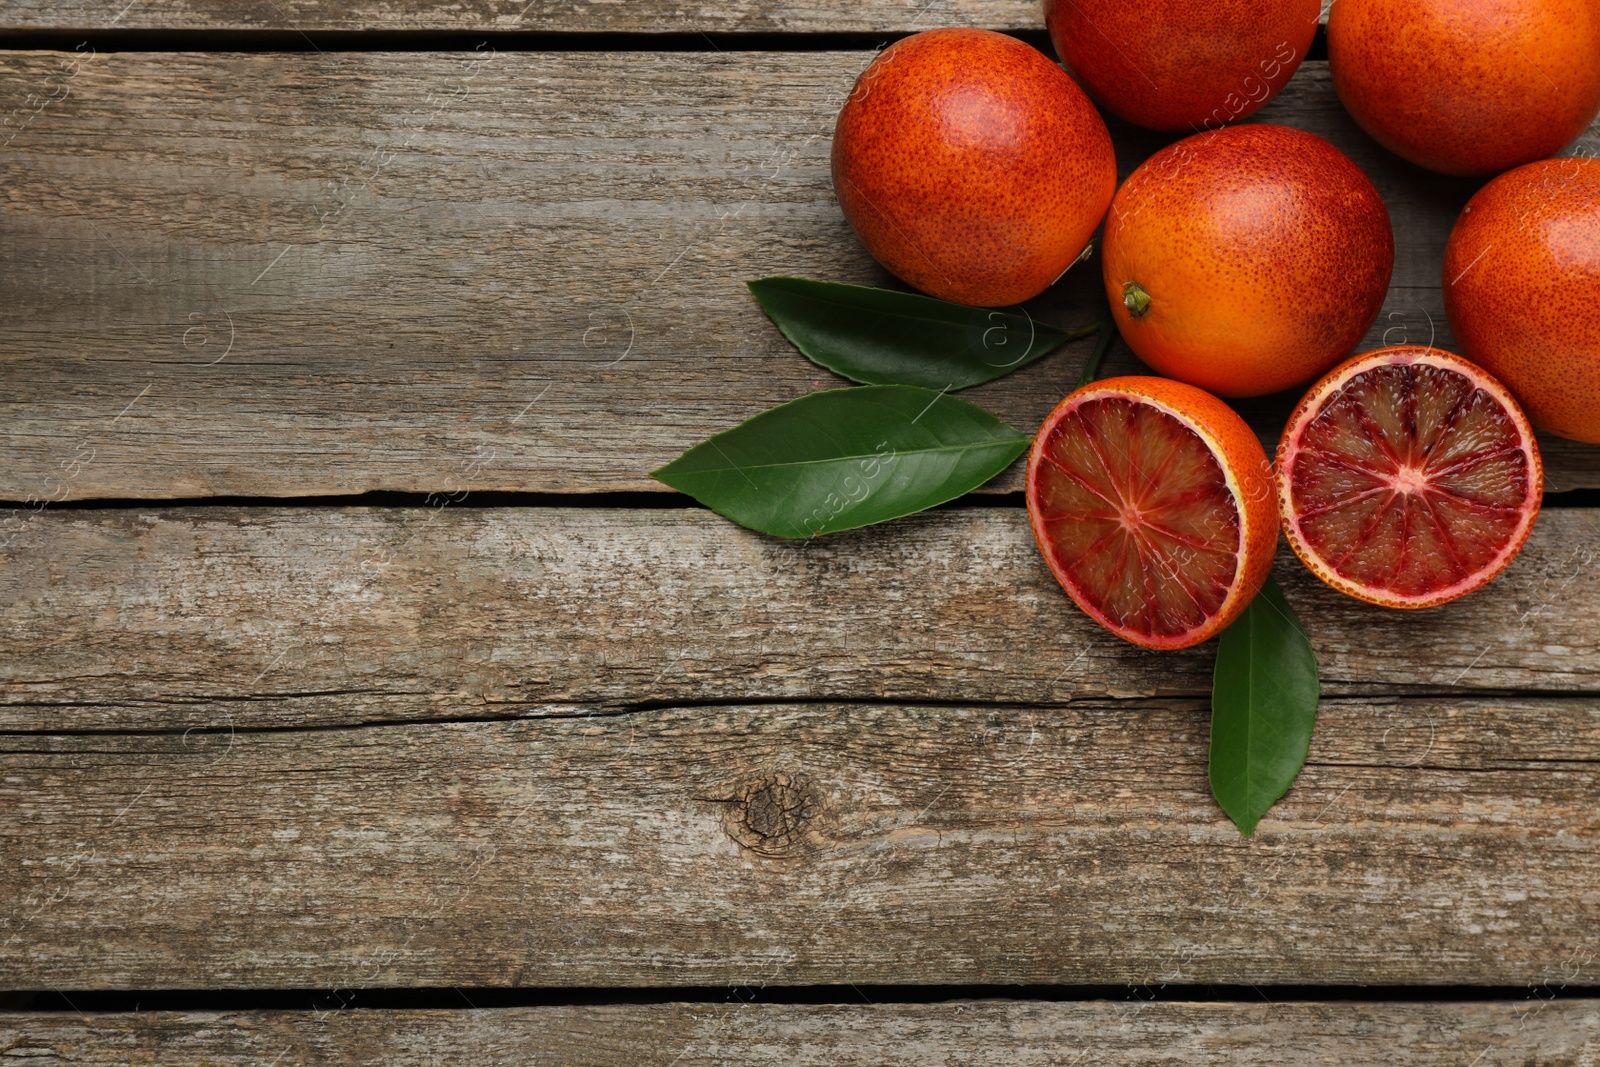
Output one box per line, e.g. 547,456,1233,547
1277,346,1542,609
1026,376,1277,650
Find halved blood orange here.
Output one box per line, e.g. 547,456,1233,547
1277,345,1542,609
1025,376,1278,650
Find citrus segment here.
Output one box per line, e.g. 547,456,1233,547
1026,376,1278,650
1277,346,1542,609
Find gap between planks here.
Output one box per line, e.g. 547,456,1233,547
6,693,1600,740
9,984,1600,1009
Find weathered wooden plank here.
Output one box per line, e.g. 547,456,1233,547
2,1002,1597,1064
4,0,1049,34
1,696,1596,987
2,52,1597,501
4,507,1598,732
0,0,1343,33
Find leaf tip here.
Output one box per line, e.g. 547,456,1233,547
1227,810,1261,837
746,275,794,295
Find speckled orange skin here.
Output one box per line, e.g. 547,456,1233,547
1328,0,1600,177
1101,124,1393,398
831,28,1117,307
1025,375,1278,650
1444,159,1600,444
1044,0,1318,132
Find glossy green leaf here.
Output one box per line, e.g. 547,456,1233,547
1209,575,1321,836
747,277,1101,390
650,385,1029,538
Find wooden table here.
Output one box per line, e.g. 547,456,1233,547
2,4,1598,1062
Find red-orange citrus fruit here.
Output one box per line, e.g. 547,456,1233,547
1444,157,1600,443
1277,346,1542,610
1044,0,1318,132
1026,375,1278,650
1101,124,1394,398
1327,0,1600,177
831,28,1116,307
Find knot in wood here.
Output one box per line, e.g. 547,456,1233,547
725,773,824,858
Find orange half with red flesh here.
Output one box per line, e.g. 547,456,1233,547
1277,345,1542,609
1026,376,1278,650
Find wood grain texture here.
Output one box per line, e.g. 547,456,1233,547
2,695,1598,987
3,506,1600,732
2,0,1048,33
3,1002,1598,1064
3,52,1598,501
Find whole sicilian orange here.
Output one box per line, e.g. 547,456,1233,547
1444,158,1600,443
1044,0,1318,132
831,28,1116,307
1101,124,1393,398
1328,0,1600,176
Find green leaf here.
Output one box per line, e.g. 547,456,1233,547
650,385,1029,538
1209,575,1321,836
748,277,1102,391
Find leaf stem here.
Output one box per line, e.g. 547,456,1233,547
1060,316,1110,343
1074,317,1120,390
